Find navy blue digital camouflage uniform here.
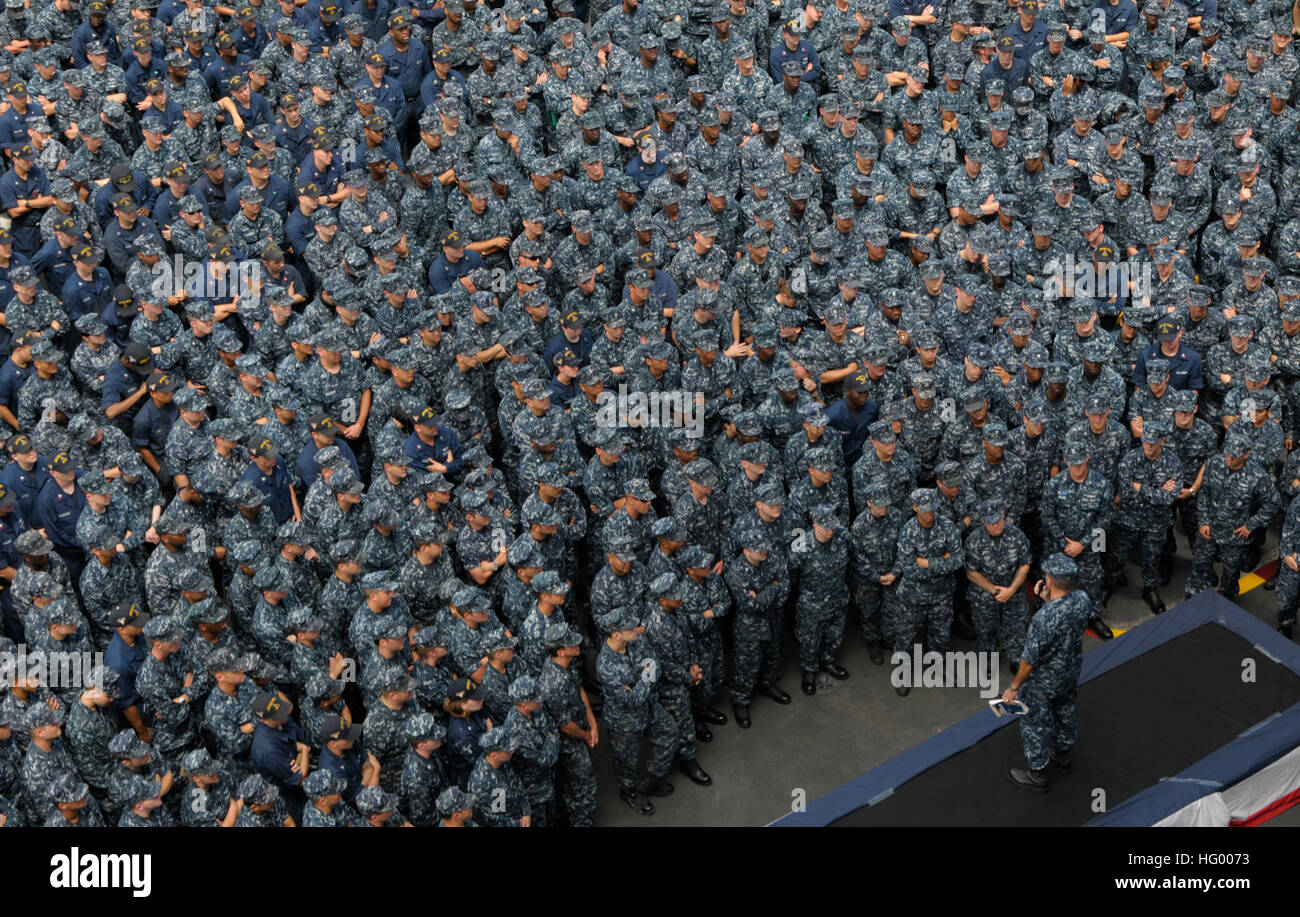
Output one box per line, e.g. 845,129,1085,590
595,632,675,793
891,495,965,655
964,514,1032,663
1017,587,1092,771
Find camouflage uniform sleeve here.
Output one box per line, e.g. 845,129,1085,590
1246,470,1281,535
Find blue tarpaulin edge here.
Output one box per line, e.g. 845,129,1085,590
1085,700,1300,826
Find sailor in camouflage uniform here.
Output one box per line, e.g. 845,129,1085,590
889,488,965,695
1004,553,1093,791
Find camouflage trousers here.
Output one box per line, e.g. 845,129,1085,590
524,791,555,829
1106,525,1168,589
555,737,597,827
97,790,124,827
515,760,556,828
692,629,725,714
151,720,202,759
1172,496,1201,545
795,600,846,672
1189,536,1251,598
1075,553,1105,619
1020,511,1044,567
851,579,896,643
606,702,676,792
730,609,782,706
1018,682,1078,771
967,589,1028,662
657,683,697,762
1283,379,1300,445
1275,566,1300,629
889,598,953,655
379,761,403,796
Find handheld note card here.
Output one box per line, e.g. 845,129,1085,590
988,698,1029,718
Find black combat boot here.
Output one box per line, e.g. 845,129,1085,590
679,759,711,786
621,789,654,815
820,661,848,680
638,775,674,798
1009,766,1049,791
